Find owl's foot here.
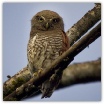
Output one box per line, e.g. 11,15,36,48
33,68,43,77
33,72,38,77
38,68,44,75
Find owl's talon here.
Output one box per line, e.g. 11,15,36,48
33,68,43,77
33,72,38,77
38,68,43,75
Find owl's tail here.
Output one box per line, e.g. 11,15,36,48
41,75,61,99
41,80,56,99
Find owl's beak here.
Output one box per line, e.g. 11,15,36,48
45,22,50,29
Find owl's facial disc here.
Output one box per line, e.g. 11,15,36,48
34,14,63,31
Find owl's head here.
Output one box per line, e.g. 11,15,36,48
31,10,64,31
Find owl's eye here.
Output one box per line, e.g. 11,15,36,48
36,16,44,22
52,18,60,23
39,17,44,22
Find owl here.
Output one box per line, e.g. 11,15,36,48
27,10,70,98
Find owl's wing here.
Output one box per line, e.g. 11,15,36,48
27,34,39,76
61,30,70,53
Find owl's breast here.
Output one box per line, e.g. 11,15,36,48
27,31,68,71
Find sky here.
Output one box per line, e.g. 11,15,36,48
3,2,101,101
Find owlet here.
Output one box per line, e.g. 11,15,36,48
27,10,70,98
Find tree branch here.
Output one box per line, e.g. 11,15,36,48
67,3,101,46
25,58,101,99
3,3,101,98
3,22,101,101
61,58,101,87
